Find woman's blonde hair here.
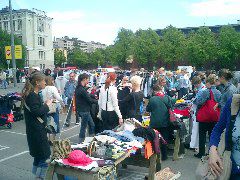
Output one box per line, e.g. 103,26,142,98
130,75,142,87
45,76,54,86
206,74,217,85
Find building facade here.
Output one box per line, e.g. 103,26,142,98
53,36,107,53
0,7,54,69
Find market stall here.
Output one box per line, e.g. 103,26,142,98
45,119,161,180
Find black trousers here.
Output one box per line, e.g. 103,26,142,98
156,127,170,160
101,110,119,131
198,122,216,156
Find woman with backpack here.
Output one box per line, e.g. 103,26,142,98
146,84,172,161
194,74,222,158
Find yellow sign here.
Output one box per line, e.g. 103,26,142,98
5,45,23,60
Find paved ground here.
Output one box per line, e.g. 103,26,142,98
0,83,199,180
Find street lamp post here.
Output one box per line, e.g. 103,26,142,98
9,0,17,87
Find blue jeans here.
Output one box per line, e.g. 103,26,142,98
32,157,48,179
1,80,7,89
49,109,60,134
78,112,95,139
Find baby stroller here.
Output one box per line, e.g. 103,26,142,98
0,92,22,129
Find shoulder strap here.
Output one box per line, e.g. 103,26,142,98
24,103,44,124
106,89,109,111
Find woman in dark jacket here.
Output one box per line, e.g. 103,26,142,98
146,84,172,160
22,72,52,180
120,75,144,121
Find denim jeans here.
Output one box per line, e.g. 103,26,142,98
49,109,60,134
32,157,48,179
1,80,7,89
66,98,80,124
78,112,95,139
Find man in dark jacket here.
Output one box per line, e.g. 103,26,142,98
146,84,172,160
75,73,97,143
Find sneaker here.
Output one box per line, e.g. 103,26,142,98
75,122,80,125
64,123,70,127
194,153,204,159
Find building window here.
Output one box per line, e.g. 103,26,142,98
38,37,45,46
3,21,8,30
17,19,22,30
37,18,44,32
39,51,45,60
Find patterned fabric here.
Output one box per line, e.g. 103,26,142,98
98,166,117,180
52,139,71,160
232,113,240,166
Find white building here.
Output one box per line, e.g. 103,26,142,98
0,7,54,69
53,36,107,53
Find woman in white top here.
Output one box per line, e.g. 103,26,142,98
98,72,123,131
41,76,63,143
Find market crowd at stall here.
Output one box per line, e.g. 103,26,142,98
1,66,240,180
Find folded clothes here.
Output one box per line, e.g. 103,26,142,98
99,130,144,143
94,135,116,144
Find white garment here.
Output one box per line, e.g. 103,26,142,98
55,76,68,96
98,85,122,119
190,104,199,149
41,86,63,103
0,72,6,80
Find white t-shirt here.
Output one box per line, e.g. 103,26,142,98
98,85,122,119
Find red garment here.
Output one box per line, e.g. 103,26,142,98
155,92,165,97
145,140,154,159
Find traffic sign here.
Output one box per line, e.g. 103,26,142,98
5,45,23,60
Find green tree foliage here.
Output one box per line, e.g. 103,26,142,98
89,49,106,67
54,49,66,66
0,29,25,69
68,48,89,68
217,26,240,70
113,28,135,67
133,28,161,66
186,27,218,68
159,26,186,64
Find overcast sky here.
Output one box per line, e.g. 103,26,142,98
1,0,240,45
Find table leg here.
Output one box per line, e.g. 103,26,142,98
148,154,157,180
173,131,180,161
45,164,55,180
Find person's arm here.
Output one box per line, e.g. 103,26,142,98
79,87,97,105
52,86,63,102
110,87,122,119
209,98,231,148
193,89,208,106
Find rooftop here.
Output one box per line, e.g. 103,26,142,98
155,23,240,36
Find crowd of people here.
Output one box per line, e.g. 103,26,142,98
17,66,240,179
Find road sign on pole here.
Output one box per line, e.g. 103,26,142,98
5,45,22,59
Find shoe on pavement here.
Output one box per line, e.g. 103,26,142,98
64,123,70,127
75,122,80,125
194,153,204,159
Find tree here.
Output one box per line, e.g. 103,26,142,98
217,26,240,70
54,49,66,66
113,28,135,67
89,49,105,67
159,26,187,65
0,29,25,69
186,27,218,68
133,28,161,67
68,48,89,68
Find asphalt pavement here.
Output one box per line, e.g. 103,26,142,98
0,83,199,180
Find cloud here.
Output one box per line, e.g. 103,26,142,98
49,10,119,45
189,0,240,17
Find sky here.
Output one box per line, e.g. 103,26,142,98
1,0,240,45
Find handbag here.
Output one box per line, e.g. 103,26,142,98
196,89,220,123
48,102,56,114
25,103,57,134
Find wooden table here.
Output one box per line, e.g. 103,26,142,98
45,150,160,180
